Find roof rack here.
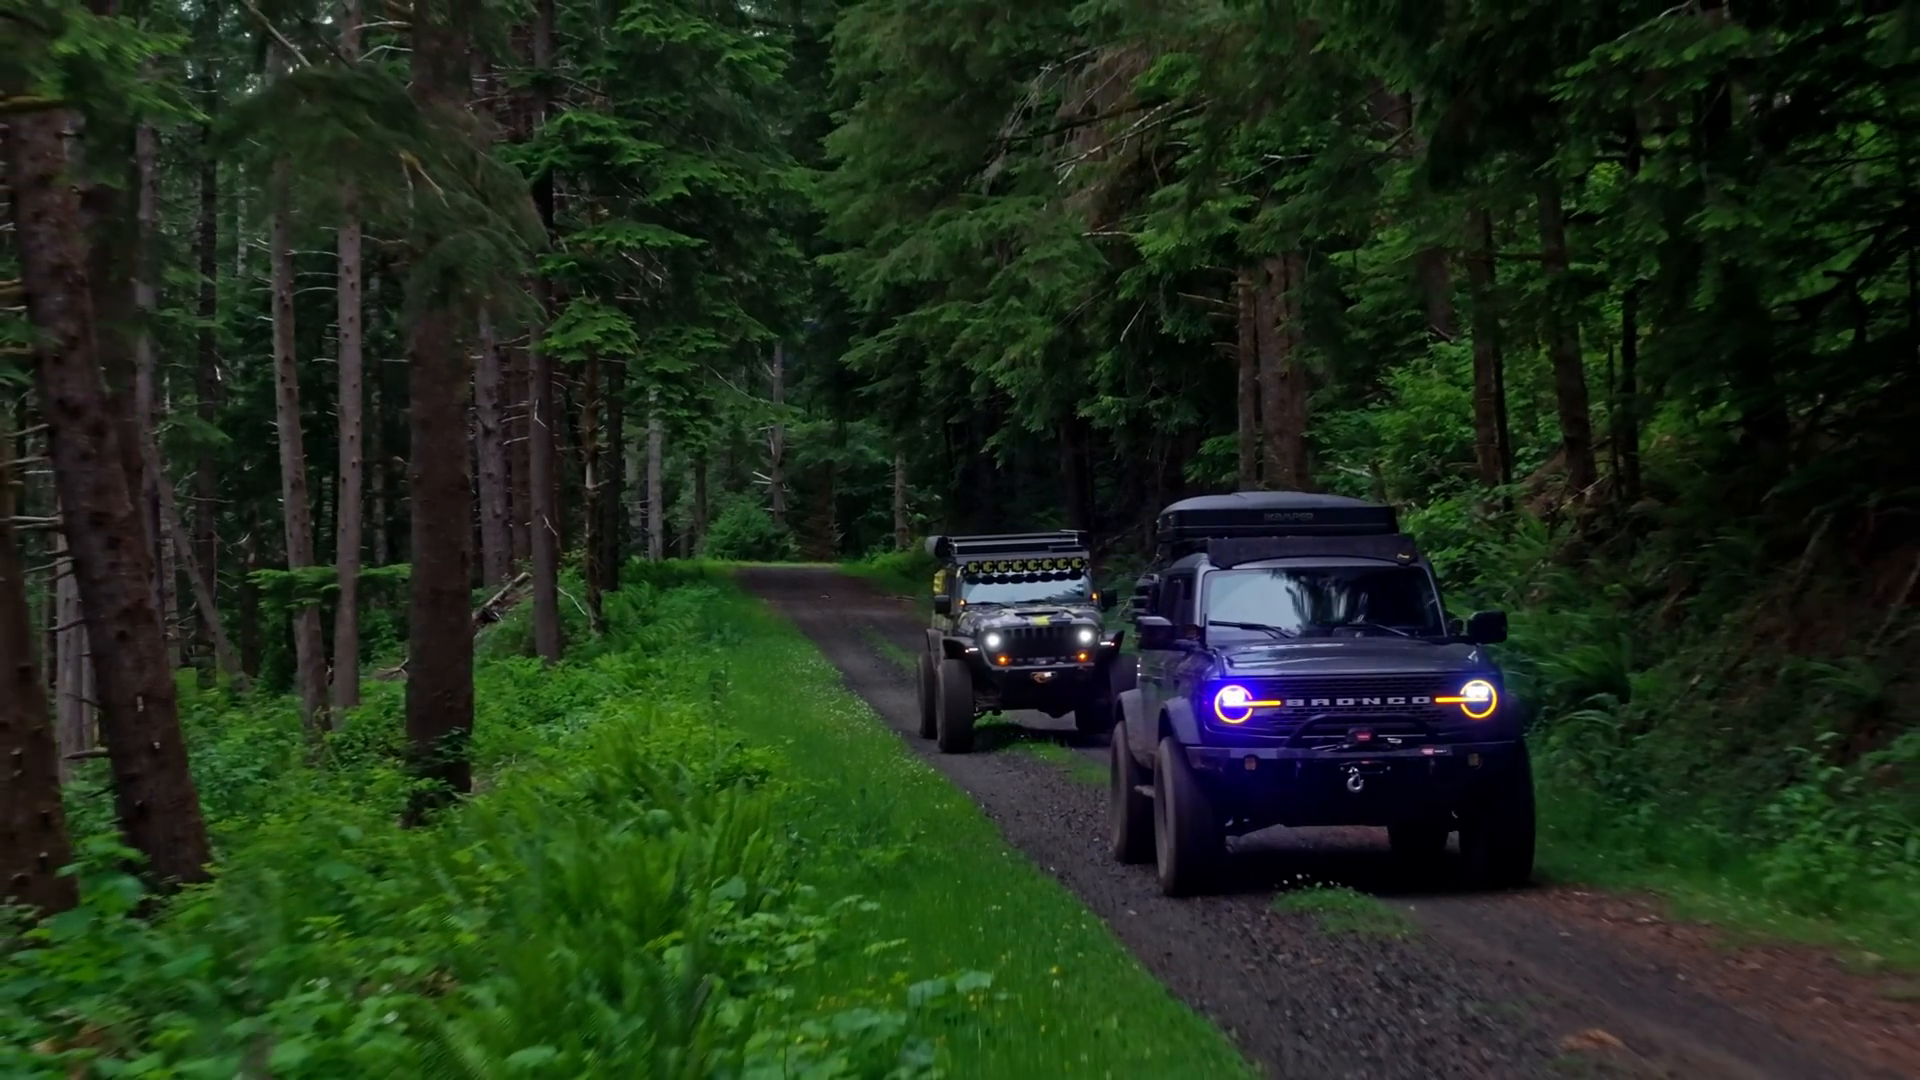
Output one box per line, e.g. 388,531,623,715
1156,491,1397,554
1206,533,1421,568
927,530,1090,562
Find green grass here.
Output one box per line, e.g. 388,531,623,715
714,577,1251,1077
1004,738,1109,787
1272,886,1420,941
5,566,1247,1078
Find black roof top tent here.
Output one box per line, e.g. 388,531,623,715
927,530,1091,562
1156,491,1398,550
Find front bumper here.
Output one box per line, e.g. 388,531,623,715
1188,739,1523,831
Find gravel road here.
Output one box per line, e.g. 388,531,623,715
737,565,1916,1080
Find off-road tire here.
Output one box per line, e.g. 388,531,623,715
1108,721,1153,864
935,658,976,754
1458,743,1536,890
1154,736,1224,896
1387,822,1450,873
915,651,938,739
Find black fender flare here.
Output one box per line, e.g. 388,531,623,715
1160,696,1201,746
1118,688,1152,766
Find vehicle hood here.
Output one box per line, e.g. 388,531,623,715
1216,638,1488,676
960,605,1099,632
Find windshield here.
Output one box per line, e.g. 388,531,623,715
1201,565,1444,638
960,574,1093,607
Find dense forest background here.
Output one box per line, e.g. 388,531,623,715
3,0,1918,1070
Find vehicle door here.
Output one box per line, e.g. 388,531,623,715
1137,568,1195,743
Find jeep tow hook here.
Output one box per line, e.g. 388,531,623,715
1345,767,1366,794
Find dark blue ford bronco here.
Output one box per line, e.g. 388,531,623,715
1108,491,1535,896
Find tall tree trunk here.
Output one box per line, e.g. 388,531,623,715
626,427,644,559
526,0,563,663
369,375,391,567
1615,129,1644,508
1235,268,1260,490
767,342,786,528
508,342,531,566
892,448,909,549
404,1,477,817
1464,206,1510,491
1060,413,1092,533
1536,178,1599,501
133,121,173,666
1,413,77,916
52,530,90,782
270,167,328,734
692,454,709,553
190,0,221,667
1616,286,1643,506
333,201,365,707
239,523,261,677
599,355,625,586
7,108,212,888
647,398,665,562
579,349,605,631
1256,256,1312,490
474,314,512,585
332,2,366,708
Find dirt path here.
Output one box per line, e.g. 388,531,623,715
737,565,1916,1080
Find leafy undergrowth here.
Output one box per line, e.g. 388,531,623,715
1396,497,1920,969
843,548,936,601
2,563,1246,1078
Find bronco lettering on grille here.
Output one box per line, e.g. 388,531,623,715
1284,696,1434,708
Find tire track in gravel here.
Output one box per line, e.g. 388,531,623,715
737,565,1898,1080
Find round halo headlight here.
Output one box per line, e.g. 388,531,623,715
1076,627,1097,645
983,631,1004,651
1457,678,1498,719
1212,684,1255,724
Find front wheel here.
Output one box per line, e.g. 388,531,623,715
1458,744,1536,890
1109,721,1152,864
935,658,976,754
1154,736,1224,896
915,651,938,739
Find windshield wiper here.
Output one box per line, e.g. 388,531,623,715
1313,620,1414,638
1207,620,1298,640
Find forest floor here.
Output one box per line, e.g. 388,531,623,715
740,564,1920,1080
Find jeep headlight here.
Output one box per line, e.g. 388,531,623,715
983,631,1004,651
1438,678,1498,719
1075,627,1096,646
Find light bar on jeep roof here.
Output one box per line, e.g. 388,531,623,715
927,530,1090,561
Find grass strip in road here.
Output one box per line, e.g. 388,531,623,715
1274,886,1420,941
720,575,1252,1078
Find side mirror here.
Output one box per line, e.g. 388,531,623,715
1097,590,1117,612
1447,616,1466,637
1136,615,1175,650
1465,610,1508,645
933,594,953,616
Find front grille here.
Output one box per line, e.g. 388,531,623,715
1204,675,1466,738
1231,674,1458,711
999,624,1075,657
